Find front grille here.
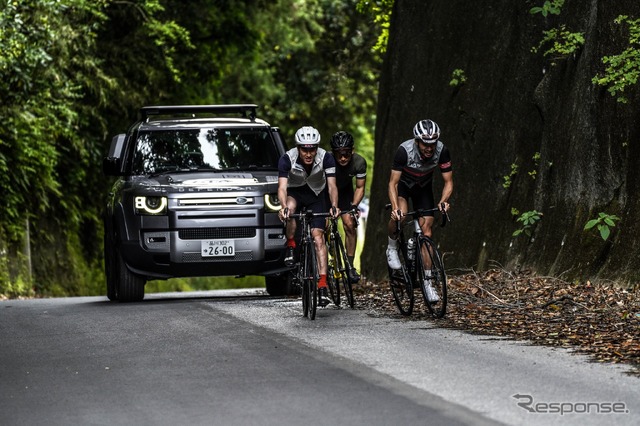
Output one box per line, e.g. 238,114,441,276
179,227,256,240
178,197,255,207
182,251,254,262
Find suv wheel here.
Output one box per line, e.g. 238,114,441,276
104,233,118,301
115,247,146,302
265,273,298,296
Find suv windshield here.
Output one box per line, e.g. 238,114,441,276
132,128,280,175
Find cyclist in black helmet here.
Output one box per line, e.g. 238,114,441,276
329,131,367,283
386,119,453,302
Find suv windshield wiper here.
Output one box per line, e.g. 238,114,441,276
219,165,277,171
149,166,221,177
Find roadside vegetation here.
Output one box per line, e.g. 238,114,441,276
0,0,384,298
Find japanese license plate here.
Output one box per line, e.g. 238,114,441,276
201,240,235,257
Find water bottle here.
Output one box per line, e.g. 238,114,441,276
407,237,415,261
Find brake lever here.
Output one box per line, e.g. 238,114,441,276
439,202,450,227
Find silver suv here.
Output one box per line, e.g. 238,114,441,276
103,104,293,302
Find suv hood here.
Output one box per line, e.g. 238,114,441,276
131,171,279,193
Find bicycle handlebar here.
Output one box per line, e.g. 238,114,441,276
285,209,332,220
336,207,360,228
384,203,450,228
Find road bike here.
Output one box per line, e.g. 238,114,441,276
387,204,449,318
325,208,359,308
286,209,330,320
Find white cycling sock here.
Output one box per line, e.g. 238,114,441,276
388,237,398,248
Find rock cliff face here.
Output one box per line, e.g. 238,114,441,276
364,0,640,285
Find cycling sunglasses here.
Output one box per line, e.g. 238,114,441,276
333,149,353,158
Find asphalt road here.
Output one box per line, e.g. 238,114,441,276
1,289,638,426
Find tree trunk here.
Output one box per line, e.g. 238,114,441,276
363,0,640,286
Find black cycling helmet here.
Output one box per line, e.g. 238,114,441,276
330,131,354,150
413,119,440,143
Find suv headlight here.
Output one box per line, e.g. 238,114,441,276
134,196,167,215
264,193,280,212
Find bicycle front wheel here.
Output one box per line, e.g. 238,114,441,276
417,238,447,318
300,244,309,318
305,240,318,320
389,265,414,316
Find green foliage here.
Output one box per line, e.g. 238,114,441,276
592,15,640,104
0,0,97,241
138,1,195,83
528,152,540,179
511,207,520,217
529,0,564,17
0,235,34,298
356,0,393,54
160,1,380,184
503,163,518,189
0,0,382,297
531,25,585,59
0,0,194,297
513,210,543,237
584,212,621,241
449,69,467,87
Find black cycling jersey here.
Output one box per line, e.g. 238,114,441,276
392,139,452,188
333,152,367,211
392,139,452,217
334,152,367,191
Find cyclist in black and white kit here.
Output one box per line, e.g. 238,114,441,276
278,126,340,307
386,119,453,302
329,131,367,283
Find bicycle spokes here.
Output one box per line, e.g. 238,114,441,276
389,266,414,316
334,231,354,308
417,238,447,318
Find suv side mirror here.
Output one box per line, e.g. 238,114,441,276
103,134,126,176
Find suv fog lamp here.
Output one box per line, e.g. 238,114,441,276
135,196,167,215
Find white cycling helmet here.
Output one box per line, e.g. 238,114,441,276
295,126,321,147
413,119,440,143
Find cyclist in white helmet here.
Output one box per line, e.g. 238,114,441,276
278,126,340,306
386,119,453,302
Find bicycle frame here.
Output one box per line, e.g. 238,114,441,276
326,208,358,308
286,209,330,320
387,204,449,318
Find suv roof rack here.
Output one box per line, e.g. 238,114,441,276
141,104,259,121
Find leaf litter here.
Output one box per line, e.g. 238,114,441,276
353,268,640,376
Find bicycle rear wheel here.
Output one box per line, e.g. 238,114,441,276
417,238,447,318
389,265,414,316
335,234,354,308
